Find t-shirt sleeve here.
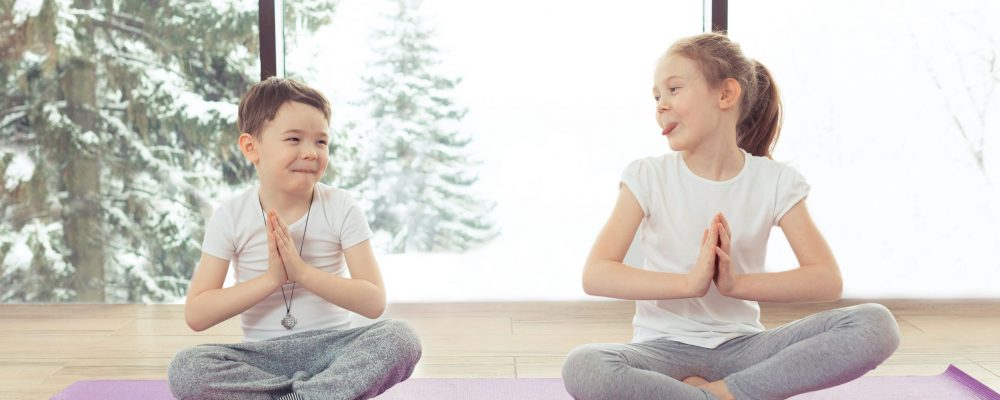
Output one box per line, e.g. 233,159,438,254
773,166,811,226
201,206,235,260
339,195,375,250
620,159,650,217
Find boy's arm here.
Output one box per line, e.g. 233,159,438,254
269,211,386,319
184,252,282,332
294,240,387,319
719,200,843,302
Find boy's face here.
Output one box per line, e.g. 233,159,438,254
244,101,330,195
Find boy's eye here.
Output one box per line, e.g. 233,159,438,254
318,141,328,145
654,96,660,101
286,138,300,142
669,87,680,93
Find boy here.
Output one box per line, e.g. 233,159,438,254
168,77,421,400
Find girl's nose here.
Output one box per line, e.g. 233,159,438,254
657,99,671,112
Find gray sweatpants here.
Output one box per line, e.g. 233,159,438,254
562,303,901,400
168,319,422,400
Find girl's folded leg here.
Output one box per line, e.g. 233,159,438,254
716,303,900,400
562,340,718,400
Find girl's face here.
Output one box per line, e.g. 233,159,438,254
652,54,724,152
252,101,330,194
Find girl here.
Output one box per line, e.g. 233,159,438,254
562,33,900,400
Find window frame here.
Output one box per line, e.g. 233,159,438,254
256,0,728,80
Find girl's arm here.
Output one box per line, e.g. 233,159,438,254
583,186,714,300
721,200,843,302
184,252,282,332
294,240,387,319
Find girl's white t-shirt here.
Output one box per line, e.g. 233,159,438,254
201,182,373,342
620,150,810,348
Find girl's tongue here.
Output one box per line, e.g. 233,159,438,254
662,122,679,136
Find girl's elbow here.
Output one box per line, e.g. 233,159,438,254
581,263,602,296
581,272,594,295
829,278,844,301
822,273,843,302
582,277,610,297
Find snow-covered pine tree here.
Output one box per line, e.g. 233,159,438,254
350,0,497,253
0,0,336,302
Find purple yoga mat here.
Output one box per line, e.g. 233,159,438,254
376,378,570,399
790,365,1000,400
51,364,999,400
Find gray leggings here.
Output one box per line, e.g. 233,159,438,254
562,303,901,400
168,319,422,400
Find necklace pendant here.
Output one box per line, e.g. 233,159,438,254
281,313,297,330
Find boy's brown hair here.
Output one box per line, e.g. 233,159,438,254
237,77,331,138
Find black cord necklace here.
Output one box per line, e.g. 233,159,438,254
259,189,314,330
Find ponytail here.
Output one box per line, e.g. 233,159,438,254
736,60,782,158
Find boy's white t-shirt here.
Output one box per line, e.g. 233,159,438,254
201,182,373,342
620,150,810,349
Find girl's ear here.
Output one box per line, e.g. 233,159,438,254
239,133,260,165
718,78,742,110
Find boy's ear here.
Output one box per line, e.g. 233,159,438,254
239,133,260,164
718,78,742,110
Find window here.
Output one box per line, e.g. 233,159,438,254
0,1,262,302
730,1,1000,297
284,0,705,301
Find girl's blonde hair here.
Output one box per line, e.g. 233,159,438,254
668,32,782,158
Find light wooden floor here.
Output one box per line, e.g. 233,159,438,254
2,300,999,399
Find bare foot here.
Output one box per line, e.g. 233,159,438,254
682,375,710,387
702,380,736,400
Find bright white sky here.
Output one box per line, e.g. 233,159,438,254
284,0,1000,301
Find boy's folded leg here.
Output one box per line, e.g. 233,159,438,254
292,319,423,400
167,344,298,400
169,320,421,400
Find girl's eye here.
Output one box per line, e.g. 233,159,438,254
654,96,660,102
669,87,680,94
318,141,328,145
286,138,300,143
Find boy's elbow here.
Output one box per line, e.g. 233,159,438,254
365,297,387,319
184,301,211,332
185,315,208,332
361,290,387,319
360,307,386,320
